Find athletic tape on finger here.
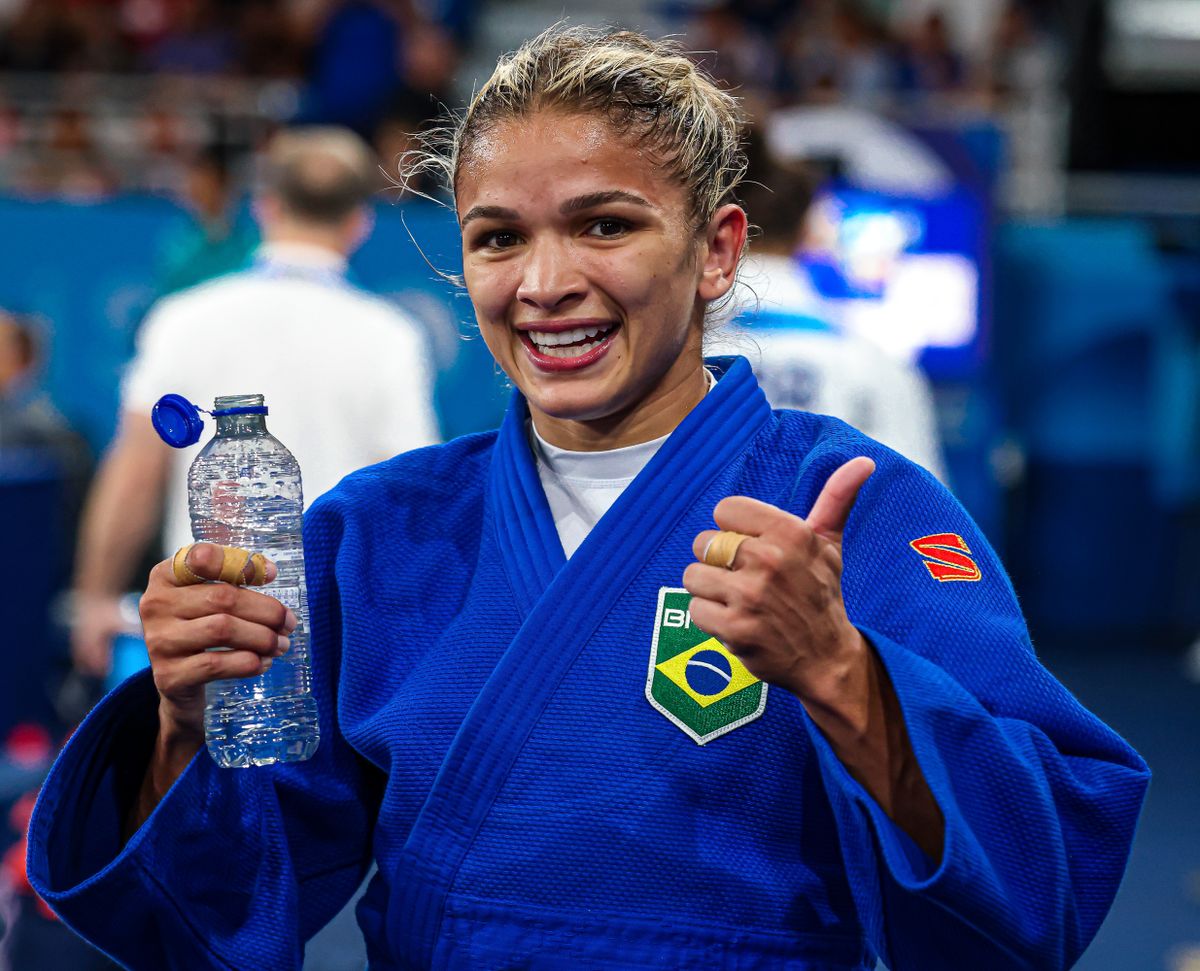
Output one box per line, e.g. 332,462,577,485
173,544,266,586
702,531,751,570
172,545,205,586
218,546,255,585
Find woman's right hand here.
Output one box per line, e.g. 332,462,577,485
139,543,297,746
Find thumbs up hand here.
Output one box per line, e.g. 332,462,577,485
685,456,944,858
683,457,875,707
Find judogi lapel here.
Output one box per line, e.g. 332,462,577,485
391,357,772,965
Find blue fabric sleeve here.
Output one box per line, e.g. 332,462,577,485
26,497,381,971
799,448,1150,971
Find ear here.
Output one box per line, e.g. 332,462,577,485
697,203,748,302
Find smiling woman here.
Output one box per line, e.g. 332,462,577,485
416,28,751,449
28,24,1149,971
457,110,743,448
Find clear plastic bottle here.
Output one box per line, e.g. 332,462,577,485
186,393,320,767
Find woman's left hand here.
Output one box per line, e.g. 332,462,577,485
683,457,876,709
684,456,944,858
686,457,944,857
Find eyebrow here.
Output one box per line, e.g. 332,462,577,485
459,190,654,227
560,190,654,214
460,204,519,227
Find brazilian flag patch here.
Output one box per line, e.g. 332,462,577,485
645,587,768,745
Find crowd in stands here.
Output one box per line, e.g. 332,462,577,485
683,0,1057,118
0,0,1058,204
0,0,474,200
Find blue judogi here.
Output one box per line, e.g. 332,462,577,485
28,358,1148,969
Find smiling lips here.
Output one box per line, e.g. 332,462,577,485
520,321,620,371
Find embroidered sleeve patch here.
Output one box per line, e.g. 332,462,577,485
910,532,982,582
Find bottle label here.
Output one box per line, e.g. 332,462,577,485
268,585,302,612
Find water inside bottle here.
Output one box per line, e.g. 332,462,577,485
189,395,320,767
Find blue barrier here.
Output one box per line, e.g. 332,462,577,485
993,218,1196,638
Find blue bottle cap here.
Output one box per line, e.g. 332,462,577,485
152,394,205,448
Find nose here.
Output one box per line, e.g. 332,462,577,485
515,237,586,311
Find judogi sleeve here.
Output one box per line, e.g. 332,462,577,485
27,495,379,971
801,448,1150,971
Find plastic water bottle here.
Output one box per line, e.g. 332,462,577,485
153,392,320,767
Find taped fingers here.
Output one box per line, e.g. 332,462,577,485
706,531,751,569
249,553,269,586
172,545,205,585
693,530,753,570
171,544,276,587
219,546,253,585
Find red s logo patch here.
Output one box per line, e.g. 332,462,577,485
910,533,982,583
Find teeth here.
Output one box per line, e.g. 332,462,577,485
528,324,613,348
537,338,605,358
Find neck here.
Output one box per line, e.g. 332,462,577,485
263,224,347,257
529,352,709,452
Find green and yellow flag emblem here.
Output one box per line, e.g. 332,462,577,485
645,587,768,744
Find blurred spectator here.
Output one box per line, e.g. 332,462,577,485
288,0,460,155
144,0,235,75
982,0,1059,104
118,0,175,59
374,85,445,200
827,4,897,108
157,142,257,294
136,103,194,195
69,125,440,679
0,0,119,73
0,93,19,152
295,0,417,136
0,309,92,545
712,143,947,479
403,17,458,98
13,104,117,200
777,1,897,109
674,0,1052,116
426,0,479,45
235,0,304,77
687,2,782,104
897,10,964,96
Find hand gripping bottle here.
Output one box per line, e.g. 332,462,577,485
153,393,319,767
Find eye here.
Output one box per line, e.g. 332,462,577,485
488,230,523,249
585,218,630,239
471,228,523,251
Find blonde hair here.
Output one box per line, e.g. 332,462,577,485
404,25,748,229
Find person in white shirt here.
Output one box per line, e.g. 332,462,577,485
711,151,947,481
69,126,440,678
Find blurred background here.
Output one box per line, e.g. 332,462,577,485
0,0,1197,968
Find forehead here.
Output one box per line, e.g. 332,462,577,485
455,111,687,217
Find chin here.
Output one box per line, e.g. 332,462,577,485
527,386,620,423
